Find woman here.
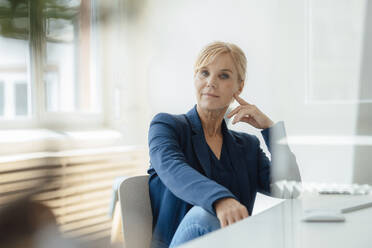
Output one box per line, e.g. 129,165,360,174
147,41,301,248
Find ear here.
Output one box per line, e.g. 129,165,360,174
236,80,244,95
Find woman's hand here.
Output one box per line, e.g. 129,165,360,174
227,94,274,129
214,198,249,228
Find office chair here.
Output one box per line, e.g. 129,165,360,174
118,175,153,248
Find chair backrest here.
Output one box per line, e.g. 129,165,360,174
118,175,152,248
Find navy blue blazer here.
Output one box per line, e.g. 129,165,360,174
147,105,300,247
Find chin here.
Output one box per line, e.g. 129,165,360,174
198,101,229,112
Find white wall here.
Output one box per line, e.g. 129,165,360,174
113,0,371,184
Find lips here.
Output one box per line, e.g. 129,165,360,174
202,93,219,97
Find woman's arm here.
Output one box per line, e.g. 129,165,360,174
227,94,301,196
148,113,238,215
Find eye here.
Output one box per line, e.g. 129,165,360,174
219,73,229,79
200,70,209,77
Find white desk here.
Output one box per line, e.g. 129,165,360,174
179,195,372,248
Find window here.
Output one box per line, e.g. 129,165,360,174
0,68,29,119
0,81,4,115
14,81,29,116
0,0,102,127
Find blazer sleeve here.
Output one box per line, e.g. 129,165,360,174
257,121,302,196
148,113,238,215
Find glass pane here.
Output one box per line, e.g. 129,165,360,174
0,0,30,119
308,0,367,103
0,81,4,116
44,0,101,113
14,81,28,116
45,41,76,112
45,71,60,112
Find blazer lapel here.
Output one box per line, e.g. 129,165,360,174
186,106,212,178
191,135,212,177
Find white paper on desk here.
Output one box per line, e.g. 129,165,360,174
301,195,372,213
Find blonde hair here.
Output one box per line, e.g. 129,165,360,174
194,41,247,83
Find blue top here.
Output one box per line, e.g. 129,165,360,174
208,126,241,201
147,105,301,248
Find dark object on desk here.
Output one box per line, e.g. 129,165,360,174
302,209,346,222
319,190,352,195
0,198,57,248
340,199,372,213
0,173,77,248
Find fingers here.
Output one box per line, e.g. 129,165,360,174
219,217,228,228
227,215,236,226
232,111,248,125
235,206,249,220
218,215,238,228
227,99,257,124
217,206,249,228
233,93,249,106
215,198,249,228
226,106,241,118
242,208,250,218
231,107,255,125
240,116,251,124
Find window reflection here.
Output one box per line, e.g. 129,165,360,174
0,0,101,121
0,81,4,116
0,0,30,120
14,81,28,116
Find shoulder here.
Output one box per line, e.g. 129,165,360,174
149,112,190,143
150,112,189,134
151,112,188,126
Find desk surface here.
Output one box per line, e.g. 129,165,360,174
180,195,372,248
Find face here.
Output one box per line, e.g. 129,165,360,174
194,52,243,111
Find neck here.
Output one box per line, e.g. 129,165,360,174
196,105,228,137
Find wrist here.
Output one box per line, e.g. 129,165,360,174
213,197,227,210
263,120,274,129
213,197,236,211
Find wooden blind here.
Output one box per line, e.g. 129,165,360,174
0,147,149,246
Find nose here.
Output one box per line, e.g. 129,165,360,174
206,75,217,88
